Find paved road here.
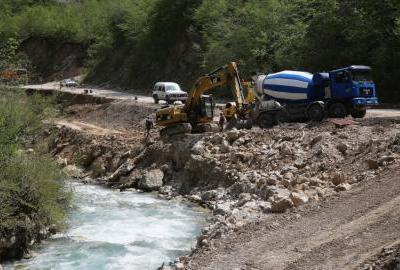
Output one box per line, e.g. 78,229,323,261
24,82,400,118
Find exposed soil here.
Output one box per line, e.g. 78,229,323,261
30,99,400,270
19,37,86,83
186,165,400,270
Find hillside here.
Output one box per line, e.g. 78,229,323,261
0,0,399,100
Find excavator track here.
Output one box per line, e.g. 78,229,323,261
160,123,192,137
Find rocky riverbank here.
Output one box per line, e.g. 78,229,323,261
33,101,400,269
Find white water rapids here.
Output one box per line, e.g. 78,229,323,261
7,182,208,270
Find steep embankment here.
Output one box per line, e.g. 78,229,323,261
19,37,86,83
35,99,400,269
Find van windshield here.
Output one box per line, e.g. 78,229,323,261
166,85,181,91
351,70,372,83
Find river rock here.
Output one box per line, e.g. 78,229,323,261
214,203,232,216
138,169,164,191
201,190,218,202
175,262,185,270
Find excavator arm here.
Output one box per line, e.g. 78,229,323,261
185,62,246,111
156,62,251,136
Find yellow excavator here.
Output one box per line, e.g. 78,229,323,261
156,62,252,136
156,62,284,136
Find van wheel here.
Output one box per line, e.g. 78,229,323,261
257,113,275,129
329,103,347,118
351,109,367,119
153,95,159,104
307,104,325,122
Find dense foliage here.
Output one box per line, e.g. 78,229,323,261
0,88,69,259
0,0,399,100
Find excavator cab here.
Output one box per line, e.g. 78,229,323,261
200,95,214,120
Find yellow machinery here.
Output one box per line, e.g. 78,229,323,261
156,62,250,136
156,62,286,136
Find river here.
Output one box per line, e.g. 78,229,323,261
7,182,208,270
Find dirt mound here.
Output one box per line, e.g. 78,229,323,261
64,100,158,131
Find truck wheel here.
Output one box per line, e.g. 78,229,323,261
307,104,325,122
329,103,347,118
276,109,290,124
153,95,159,104
351,109,367,119
257,113,275,129
166,96,173,104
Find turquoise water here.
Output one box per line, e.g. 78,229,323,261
7,183,208,270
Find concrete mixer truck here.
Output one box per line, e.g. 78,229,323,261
253,65,379,122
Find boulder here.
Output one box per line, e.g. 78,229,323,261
262,186,290,201
379,155,396,165
201,190,219,202
336,143,348,154
188,194,202,203
108,159,135,182
366,159,379,170
237,193,252,207
220,139,231,153
226,130,241,143
214,203,232,216
175,263,185,270
335,183,351,192
210,134,224,144
271,197,294,213
310,135,323,146
331,172,347,186
138,169,164,191
290,191,309,207
191,141,205,155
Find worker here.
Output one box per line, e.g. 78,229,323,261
145,116,154,137
219,112,226,132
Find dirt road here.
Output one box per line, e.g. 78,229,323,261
23,82,400,119
187,166,400,270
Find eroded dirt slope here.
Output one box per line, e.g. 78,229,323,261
186,165,400,270
38,100,400,270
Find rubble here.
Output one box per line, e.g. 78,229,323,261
38,101,400,264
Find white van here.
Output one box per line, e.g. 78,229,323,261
152,82,187,104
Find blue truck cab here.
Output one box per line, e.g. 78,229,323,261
327,65,378,118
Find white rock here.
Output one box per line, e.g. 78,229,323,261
138,169,164,191
290,191,309,207
175,262,185,270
